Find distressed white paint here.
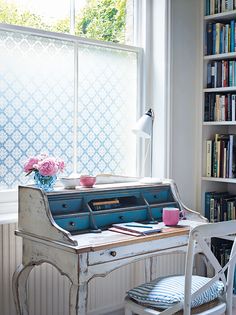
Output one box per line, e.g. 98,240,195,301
0,223,188,315
11,182,206,315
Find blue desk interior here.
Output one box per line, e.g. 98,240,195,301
47,184,179,234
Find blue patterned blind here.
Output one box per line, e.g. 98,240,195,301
0,29,139,189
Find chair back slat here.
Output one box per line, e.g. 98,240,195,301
191,221,236,239
195,234,227,285
184,221,236,315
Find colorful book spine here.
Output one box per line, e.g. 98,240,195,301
205,191,215,220
206,140,213,176
232,95,236,121
231,20,235,52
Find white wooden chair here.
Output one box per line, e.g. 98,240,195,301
124,221,236,315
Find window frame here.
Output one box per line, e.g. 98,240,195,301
0,21,144,222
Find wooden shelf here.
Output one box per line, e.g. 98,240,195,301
202,177,236,183
204,10,236,21
204,52,236,60
203,121,236,126
203,87,236,92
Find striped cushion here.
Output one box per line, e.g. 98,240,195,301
127,275,224,309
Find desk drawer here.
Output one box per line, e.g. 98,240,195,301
143,189,174,204
54,214,89,232
88,235,189,265
49,198,83,215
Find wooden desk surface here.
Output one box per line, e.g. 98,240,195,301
70,220,205,253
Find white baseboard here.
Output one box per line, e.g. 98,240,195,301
88,304,124,315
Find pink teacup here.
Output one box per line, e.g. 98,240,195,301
162,207,184,226
80,175,96,188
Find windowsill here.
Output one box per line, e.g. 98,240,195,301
0,211,18,224
0,189,18,224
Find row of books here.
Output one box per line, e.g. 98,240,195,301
211,238,236,293
207,60,236,88
204,93,236,121
205,0,235,15
89,196,139,211
205,191,236,222
206,134,236,178
206,21,236,55
212,238,232,265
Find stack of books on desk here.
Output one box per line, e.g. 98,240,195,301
109,222,162,236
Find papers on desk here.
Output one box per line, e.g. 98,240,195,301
109,222,162,236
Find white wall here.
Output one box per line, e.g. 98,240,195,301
167,0,201,210
151,0,202,212
151,0,168,179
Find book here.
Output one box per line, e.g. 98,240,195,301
229,134,236,177
110,222,162,236
231,20,235,52
205,191,216,220
206,22,213,55
109,227,143,236
206,140,212,177
232,95,236,121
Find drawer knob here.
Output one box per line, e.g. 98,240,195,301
69,221,75,227
62,204,68,208
110,251,117,257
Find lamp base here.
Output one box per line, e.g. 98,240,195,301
139,177,162,184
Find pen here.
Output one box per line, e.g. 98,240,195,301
125,224,153,229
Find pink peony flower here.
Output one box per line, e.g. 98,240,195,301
23,157,39,173
23,153,65,177
36,158,59,176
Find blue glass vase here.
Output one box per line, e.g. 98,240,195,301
34,172,57,192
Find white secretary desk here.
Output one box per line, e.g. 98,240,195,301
12,180,207,315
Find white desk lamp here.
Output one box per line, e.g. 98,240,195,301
132,108,161,184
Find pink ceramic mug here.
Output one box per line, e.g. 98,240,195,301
162,207,184,226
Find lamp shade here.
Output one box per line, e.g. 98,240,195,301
132,109,153,139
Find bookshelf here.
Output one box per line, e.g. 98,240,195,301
202,0,236,193
202,0,236,298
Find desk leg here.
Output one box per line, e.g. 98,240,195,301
12,264,34,315
69,282,88,315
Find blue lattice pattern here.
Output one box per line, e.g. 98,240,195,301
77,44,137,176
0,31,74,189
0,29,138,190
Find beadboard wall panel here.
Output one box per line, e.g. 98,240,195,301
0,223,185,315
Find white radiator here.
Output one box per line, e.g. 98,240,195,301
0,223,185,315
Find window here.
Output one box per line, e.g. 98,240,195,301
0,26,140,190
0,0,134,44
0,0,143,197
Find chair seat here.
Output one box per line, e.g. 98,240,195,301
125,296,226,315
127,275,224,310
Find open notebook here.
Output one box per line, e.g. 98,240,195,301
109,222,162,236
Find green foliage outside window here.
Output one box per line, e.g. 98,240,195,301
0,0,127,43
76,0,126,43
0,0,49,30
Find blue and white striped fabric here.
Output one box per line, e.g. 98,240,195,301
127,275,224,309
